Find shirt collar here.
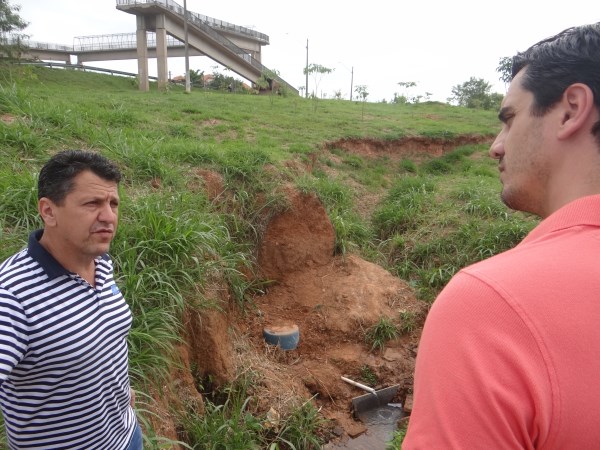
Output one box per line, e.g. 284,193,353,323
521,194,600,245
27,229,109,279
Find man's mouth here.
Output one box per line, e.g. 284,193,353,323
92,228,114,236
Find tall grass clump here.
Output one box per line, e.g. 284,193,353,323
221,147,272,184
274,398,326,450
0,83,52,157
0,120,49,158
0,80,31,115
420,145,476,175
184,375,326,449
0,167,41,233
112,191,251,385
104,139,175,185
365,316,399,353
372,175,435,239
0,165,43,260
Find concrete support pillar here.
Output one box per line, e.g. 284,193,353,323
136,15,150,91
155,14,169,91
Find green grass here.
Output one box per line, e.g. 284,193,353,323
184,375,327,449
365,316,399,353
0,63,536,447
387,420,408,449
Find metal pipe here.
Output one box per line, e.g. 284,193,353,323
341,376,376,395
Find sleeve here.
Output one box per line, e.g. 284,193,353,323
0,287,29,386
402,271,552,450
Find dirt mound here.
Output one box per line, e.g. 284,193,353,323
258,189,336,280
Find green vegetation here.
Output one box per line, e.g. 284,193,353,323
0,0,29,59
0,64,537,448
387,420,408,449
449,77,504,110
360,365,378,386
398,309,418,335
365,316,399,353
184,374,326,449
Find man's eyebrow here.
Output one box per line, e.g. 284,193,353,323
498,107,514,123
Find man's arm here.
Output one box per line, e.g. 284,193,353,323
0,288,28,386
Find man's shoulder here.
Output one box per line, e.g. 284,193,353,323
0,249,32,280
458,245,525,280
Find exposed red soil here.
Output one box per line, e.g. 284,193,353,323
326,134,494,159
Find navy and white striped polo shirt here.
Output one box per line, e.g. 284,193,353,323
0,230,135,449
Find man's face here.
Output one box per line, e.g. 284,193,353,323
44,170,119,259
489,70,553,216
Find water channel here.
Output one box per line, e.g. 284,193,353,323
324,404,403,449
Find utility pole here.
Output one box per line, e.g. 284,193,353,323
305,38,309,98
350,66,354,101
183,0,190,93
338,62,354,101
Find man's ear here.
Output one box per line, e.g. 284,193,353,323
557,83,596,140
38,197,57,227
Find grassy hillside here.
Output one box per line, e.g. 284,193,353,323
0,64,536,448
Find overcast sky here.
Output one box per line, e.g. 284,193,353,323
15,0,599,102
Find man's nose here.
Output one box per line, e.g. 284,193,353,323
489,135,504,160
98,203,118,223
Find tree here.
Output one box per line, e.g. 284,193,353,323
207,71,243,92
448,77,502,110
393,81,419,104
303,63,333,98
0,0,29,59
189,69,204,87
497,56,512,86
354,84,369,119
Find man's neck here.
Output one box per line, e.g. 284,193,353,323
38,233,97,286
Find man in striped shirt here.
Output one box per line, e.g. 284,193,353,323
0,151,141,449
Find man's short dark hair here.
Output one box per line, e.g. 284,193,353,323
38,150,122,204
511,22,600,141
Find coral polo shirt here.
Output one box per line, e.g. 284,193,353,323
403,195,600,449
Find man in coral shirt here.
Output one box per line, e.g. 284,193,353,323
403,23,600,449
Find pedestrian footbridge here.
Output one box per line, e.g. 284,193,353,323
16,0,297,94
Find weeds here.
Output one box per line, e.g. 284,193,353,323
185,377,326,449
274,399,326,449
365,316,399,353
387,419,408,449
0,167,41,231
372,176,435,239
398,309,418,335
360,365,378,386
